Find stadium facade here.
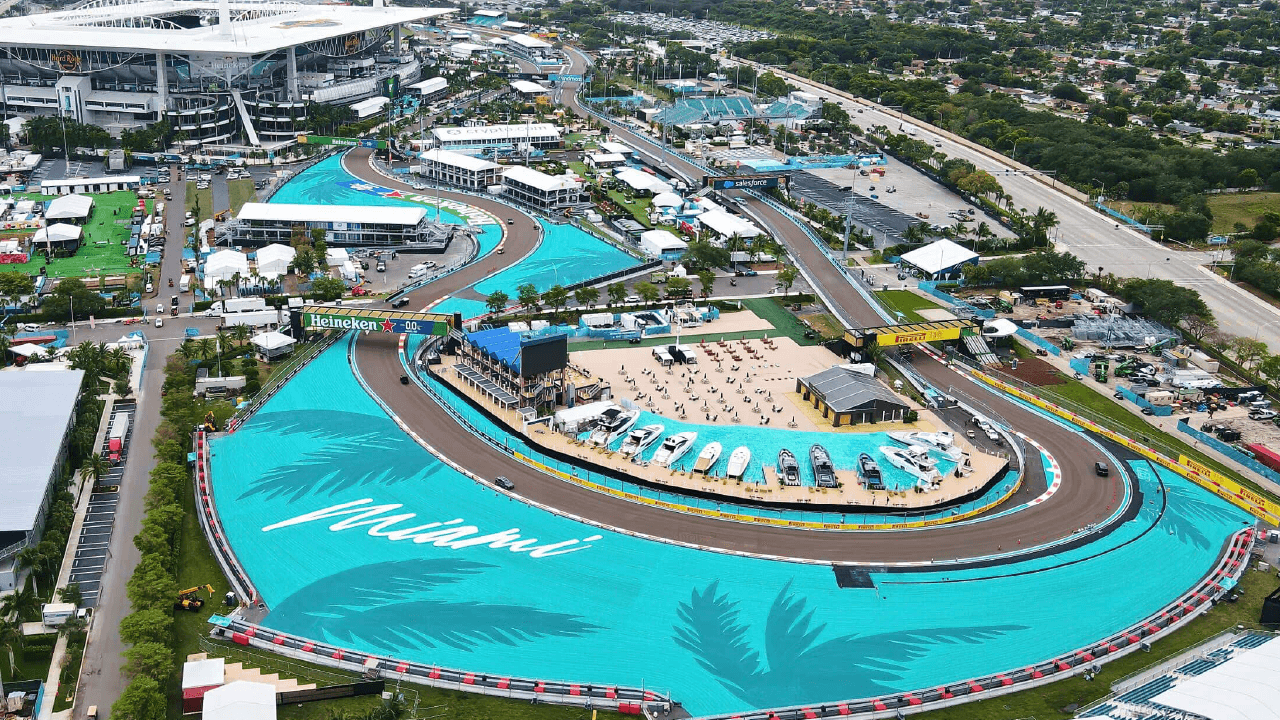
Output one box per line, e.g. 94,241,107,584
0,0,453,146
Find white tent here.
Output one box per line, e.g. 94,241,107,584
325,247,350,267
651,191,683,208
899,238,979,280
31,223,82,247
251,331,296,359
614,167,672,195
7,343,50,358
202,681,276,720
44,194,93,221
255,244,296,279
204,249,249,287
696,209,762,239
982,318,1019,338
181,657,225,690
639,229,688,258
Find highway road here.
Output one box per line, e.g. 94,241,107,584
722,59,1280,351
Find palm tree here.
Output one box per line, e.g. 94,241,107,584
0,586,39,623
216,331,232,356
197,338,215,359
0,621,22,677
232,324,251,346
107,347,130,375
80,453,111,486
178,339,197,361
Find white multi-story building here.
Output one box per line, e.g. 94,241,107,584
0,0,453,146
505,33,554,62
416,149,502,190
430,123,562,154
232,203,453,249
501,165,584,212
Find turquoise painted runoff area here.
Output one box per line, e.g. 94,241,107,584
271,155,639,319
583,410,953,491
209,340,1250,715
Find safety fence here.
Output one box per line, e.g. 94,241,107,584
1175,420,1280,487
206,614,668,714
697,526,1256,720
226,333,343,433
192,430,259,606
1115,385,1174,416
1095,201,1152,233
1015,327,1062,356
259,150,339,204
916,281,996,320
972,370,1280,526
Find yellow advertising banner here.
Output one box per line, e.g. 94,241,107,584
876,326,963,347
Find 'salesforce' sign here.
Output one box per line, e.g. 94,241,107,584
263,499,600,558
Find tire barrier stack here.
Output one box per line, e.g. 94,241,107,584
206,615,671,715
192,430,259,606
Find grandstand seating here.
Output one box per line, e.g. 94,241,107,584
1231,632,1273,649
653,97,756,126
1115,676,1175,705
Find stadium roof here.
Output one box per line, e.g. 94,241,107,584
238,203,427,226
800,365,907,413
0,369,84,533
432,123,561,143
468,327,523,373
0,1,454,55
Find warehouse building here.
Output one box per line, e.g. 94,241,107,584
416,149,503,190
0,369,85,591
231,203,453,250
796,365,909,426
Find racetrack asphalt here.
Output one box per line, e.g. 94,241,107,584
335,43,1126,566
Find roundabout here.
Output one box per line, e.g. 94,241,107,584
193,142,1265,718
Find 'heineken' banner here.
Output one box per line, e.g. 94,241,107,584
303,311,449,336
297,135,388,149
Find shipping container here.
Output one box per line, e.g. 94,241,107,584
1245,443,1280,473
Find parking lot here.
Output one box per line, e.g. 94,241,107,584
788,171,919,248
70,490,118,608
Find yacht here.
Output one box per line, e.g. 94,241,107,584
879,445,940,484
726,446,751,479
777,449,801,486
588,407,639,447
810,444,837,488
858,453,884,490
619,424,664,459
652,432,698,467
887,430,961,460
693,442,722,474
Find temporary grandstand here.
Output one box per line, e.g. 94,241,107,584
1077,630,1279,720
1071,315,1178,348
654,97,756,127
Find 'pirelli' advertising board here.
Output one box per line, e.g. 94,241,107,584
875,325,974,347
302,311,449,336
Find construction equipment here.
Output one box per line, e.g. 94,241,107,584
1060,336,1075,351
1114,358,1138,377
175,584,214,612
1093,358,1109,383
202,411,217,433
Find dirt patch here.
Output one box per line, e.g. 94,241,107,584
1002,357,1067,386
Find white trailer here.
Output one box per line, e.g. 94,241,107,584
220,309,285,328
42,603,77,627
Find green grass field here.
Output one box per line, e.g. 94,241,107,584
875,290,942,323
226,179,257,215
5,191,145,279
606,190,652,227
185,181,212,224
919,569,1278,720
1110,193,1280,234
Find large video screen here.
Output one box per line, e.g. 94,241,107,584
520,334,568,378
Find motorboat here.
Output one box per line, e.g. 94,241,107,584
588,407,640,447
858,453,884,490
810,444,837,488
693,441,722,474
879,445,940,485
888,430,961,460
726,446,751,479
652,432,698,467
619,424,664,459
777,449,801,486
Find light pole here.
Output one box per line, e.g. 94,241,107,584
1091,177,1106,203
1253,319,1280,340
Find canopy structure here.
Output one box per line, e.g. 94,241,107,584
45,194,93,221
982,318,1019,338
696,209,762,239
254,244,295,279
202,681,276,720
8,343,50,358
205,249,249,286
614,167,671,195
1148,638,1280,720
651,191,683,208
32,223,83,247
899,238,979,280
639,229,688,258
251,331,296,352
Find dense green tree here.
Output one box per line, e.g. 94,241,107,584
484,290,509,316
310,277,346,302
111,675,166,720
1119,278,1212,329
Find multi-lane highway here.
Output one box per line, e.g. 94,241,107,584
722,59,1280,351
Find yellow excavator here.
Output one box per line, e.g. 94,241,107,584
176,584,215,612
202,411,217,433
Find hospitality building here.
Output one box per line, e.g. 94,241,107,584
231,203,453,250
501,165,584,212
429,123,562,154
416,149,503,190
